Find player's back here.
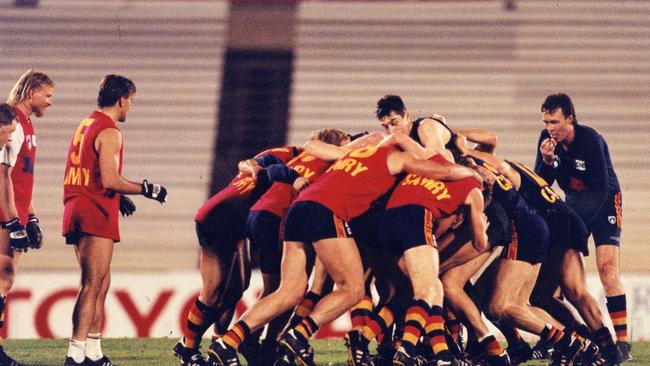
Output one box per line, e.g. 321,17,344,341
296,145,396,222
63,111,121,204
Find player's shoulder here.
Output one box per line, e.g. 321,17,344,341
575,123,600,138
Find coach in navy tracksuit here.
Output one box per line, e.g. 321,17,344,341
535,93,631,361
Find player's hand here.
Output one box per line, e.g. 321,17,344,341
454,133,470,156
119,195,136,217
293,177,310,192
469,168,484,185
539,137,557,165
26,214,43,249
5,218,30,251
142,179,168,204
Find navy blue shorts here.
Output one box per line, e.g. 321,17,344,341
195,198,248,252
589,191,622,246
283,201,351,244
546,202,590,256
379,205,436,255
501,208,549,265
246,210,283,275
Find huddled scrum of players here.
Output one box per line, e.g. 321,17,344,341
0,68,629,366
170,93,630,366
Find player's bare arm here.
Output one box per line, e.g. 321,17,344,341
304,139,351,161
95,128,142,194
465,188,490,252
378,130,429,159
455,128,497,154
0,164,19,220
390,150,481,183
417,118,454,160
305,131,383,161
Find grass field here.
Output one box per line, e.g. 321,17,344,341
4,339,649,365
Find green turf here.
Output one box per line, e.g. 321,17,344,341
3,338,649,365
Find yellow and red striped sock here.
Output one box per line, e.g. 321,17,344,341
350,294,374,330
401,299,429,349
294,316,319,340
183,299,218,349
426,305,451,359
222,321,251,350
606,295,629,343
361,305,394,343
295,292,320,319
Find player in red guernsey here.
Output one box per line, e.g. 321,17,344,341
243,129,349,359
175,145,301,366
376,155,488,366
208,133,481,366
62,75,167,366
0,70,54,366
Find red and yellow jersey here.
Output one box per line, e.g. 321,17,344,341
386,154,481,217
62,111,122,209
251,151,332,218
296,145,396,222
194,146,300,223
1,108,37,223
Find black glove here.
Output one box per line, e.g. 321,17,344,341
120,194,135,216
26,214,43,249
142,179,167,204
119,195,136,217
5,217,30,251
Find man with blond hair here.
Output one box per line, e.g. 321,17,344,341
0,70,54,366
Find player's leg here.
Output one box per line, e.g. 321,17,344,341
0,230,22,365
251,211,292,356
66,235,114,365
287,257,330,330
176,211,247,366
441,249,493,341
280,236,363,366
84,271,112,365
593,191,630,361
209,241,311,366
303,237,364,328
530,246,581,329
561,248,622,364
488,214,549,326
560,249,605,331
442,250,506,363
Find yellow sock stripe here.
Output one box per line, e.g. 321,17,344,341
433,342,449,354
402,331,419,346
405,312,427,327
222,336,239,350
361,326,377,343
379,307,394,325
295,326,311,340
